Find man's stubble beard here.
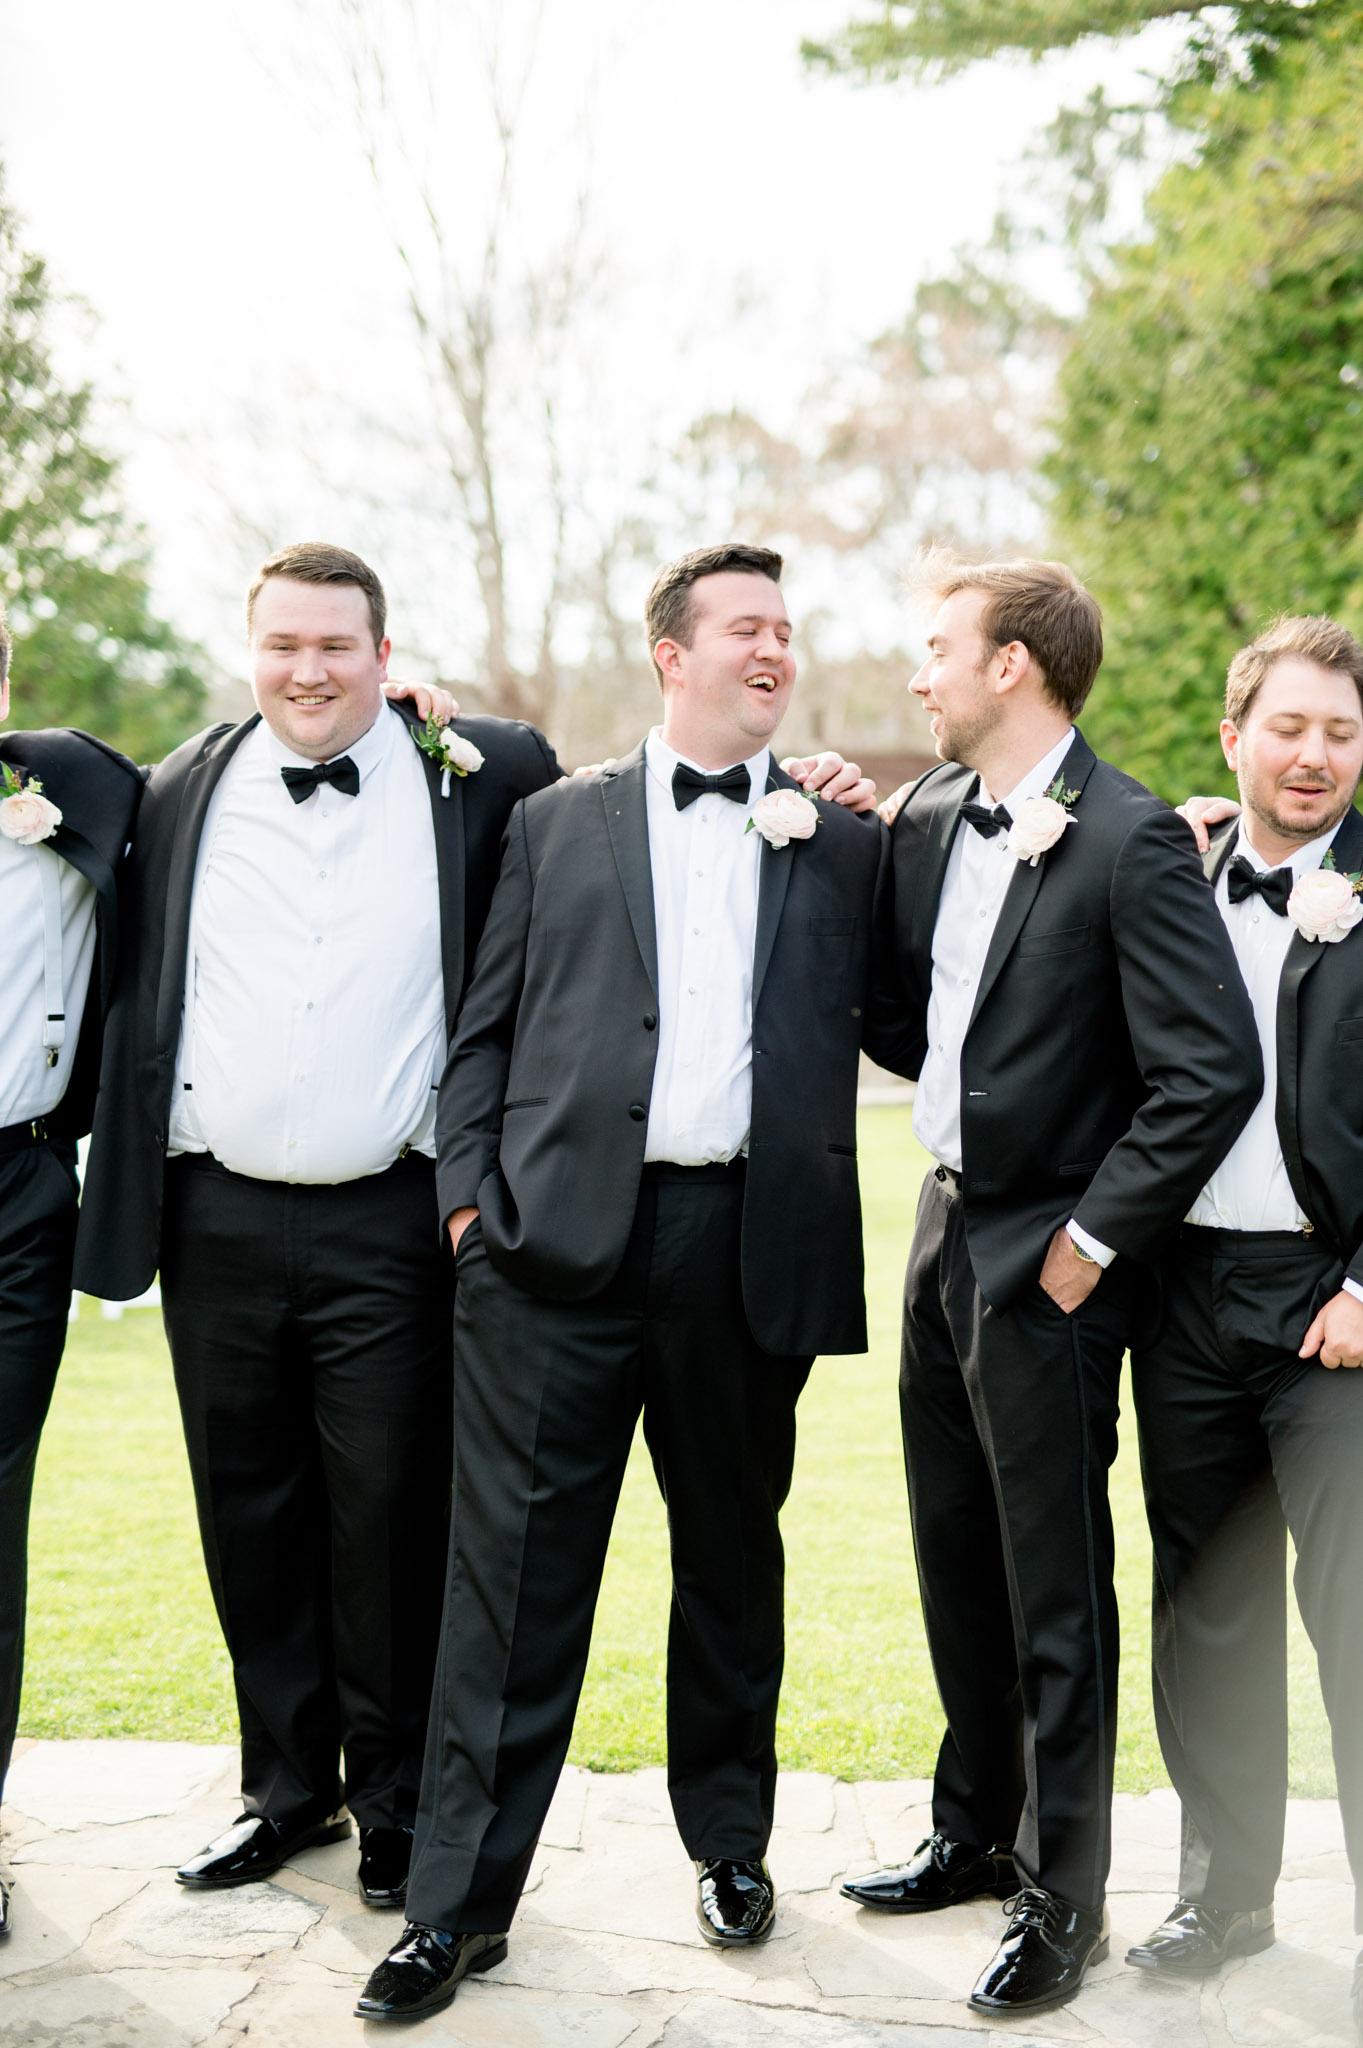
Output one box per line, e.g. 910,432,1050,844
1242,771,1356,848
934,692,1004,772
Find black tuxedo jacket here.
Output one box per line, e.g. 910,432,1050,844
73,702,560,1300
1206,808,1363,1286
863,731,1263,1311
435,743,888,1357
0,726,144,1141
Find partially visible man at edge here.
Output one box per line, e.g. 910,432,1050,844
0,608,143,1941
842,554,1262,2019
72,543,548,1914
1126,618,1363,2046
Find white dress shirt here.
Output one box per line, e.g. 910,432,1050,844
642,728,767,1166
913,729,1076,1175
1187,822,1341,1241
168,704,444,1183
0,832,99,1127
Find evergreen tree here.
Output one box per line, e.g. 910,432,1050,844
0,176,206,757
807,2,1363,798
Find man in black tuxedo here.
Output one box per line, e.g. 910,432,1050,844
0,613,144,1939
358,541,887,2022
1123,617,1363,2024
75,543,559,1909
842,554,1262,2018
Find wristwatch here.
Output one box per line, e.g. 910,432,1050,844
1071,1238,1098,1266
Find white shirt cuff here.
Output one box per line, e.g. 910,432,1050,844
1067,1220,1116,1269
1342,1277,1363,1305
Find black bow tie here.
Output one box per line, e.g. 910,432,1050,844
1226,853,1292,914
960,798,1013,840
280,756,361,805
672,762,751,811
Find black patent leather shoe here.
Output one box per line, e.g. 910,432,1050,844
841,1832,1017,1914
355,1925,509,2021
358,1826,414,1908
695,1858,776,1946
0,1877,10,1937
175,1809,351,1889
969,1887,1109,2014
1126,1899,1274,1974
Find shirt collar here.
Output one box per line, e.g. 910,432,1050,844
978,726,1075,815
1232,816,1342,878
644,727,771,807
261,699,393,786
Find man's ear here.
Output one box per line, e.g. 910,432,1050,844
1220,717,1240,772
653,637,685,687
993,640,1033,698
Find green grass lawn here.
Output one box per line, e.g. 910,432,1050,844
24,1106,1334,1791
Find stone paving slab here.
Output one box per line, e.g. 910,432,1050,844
0,1740,1355,2046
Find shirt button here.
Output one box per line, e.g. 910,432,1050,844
314,935,323,946
628,1103,647,1122
306,1002,314,1011
318,870,328,879
688,987,696,995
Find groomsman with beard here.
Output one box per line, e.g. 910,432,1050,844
0,614,143,1939
841,554,1262,2017
1123,617,1363,2035
74,542,557,1911
358,542,887,2022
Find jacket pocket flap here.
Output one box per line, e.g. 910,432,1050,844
1016,923,1090,957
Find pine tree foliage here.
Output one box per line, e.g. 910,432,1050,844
0,179,206,757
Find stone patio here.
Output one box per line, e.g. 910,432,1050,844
0,1740,1355,2046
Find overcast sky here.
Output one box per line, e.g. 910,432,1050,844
0,0,1179,678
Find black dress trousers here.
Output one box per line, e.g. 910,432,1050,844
0,1138,79,1803
901,1170,1132,1911
159,1151,454,1829
405,1161,812,1937
1132,1226,1363,1927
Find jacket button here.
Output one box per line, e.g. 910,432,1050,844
628,1103,647,1121
642,1014,657,1030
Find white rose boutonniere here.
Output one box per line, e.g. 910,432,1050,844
412,715,484,796
1003,774,1080,867
1288,861,1363,944
747,788,820,849
0,763,63,844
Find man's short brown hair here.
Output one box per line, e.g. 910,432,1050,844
247,542,387,650
914,548,1104,718
644,543,784,687
1224,613,1363,725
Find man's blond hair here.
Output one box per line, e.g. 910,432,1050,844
1225,614,1363,725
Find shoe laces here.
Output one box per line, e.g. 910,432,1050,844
1002,1888,1065,1935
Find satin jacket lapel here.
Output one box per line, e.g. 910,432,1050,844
418,745,467,1027
1275,803,1363,1231
601,742,658,1000
909,769,969,968
752,765,800,1011
968,731,1098,1031
47,824,120,1010
1203,819,1240,888
154,717,260,1058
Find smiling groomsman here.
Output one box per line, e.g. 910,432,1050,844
843,553,1262,2019
1124,618,1363,2031
0,613,143,1939
75,543,561,1910
357,542,886,2023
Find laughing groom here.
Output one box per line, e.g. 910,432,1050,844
358,542,886,2022
847,553,1262,2018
